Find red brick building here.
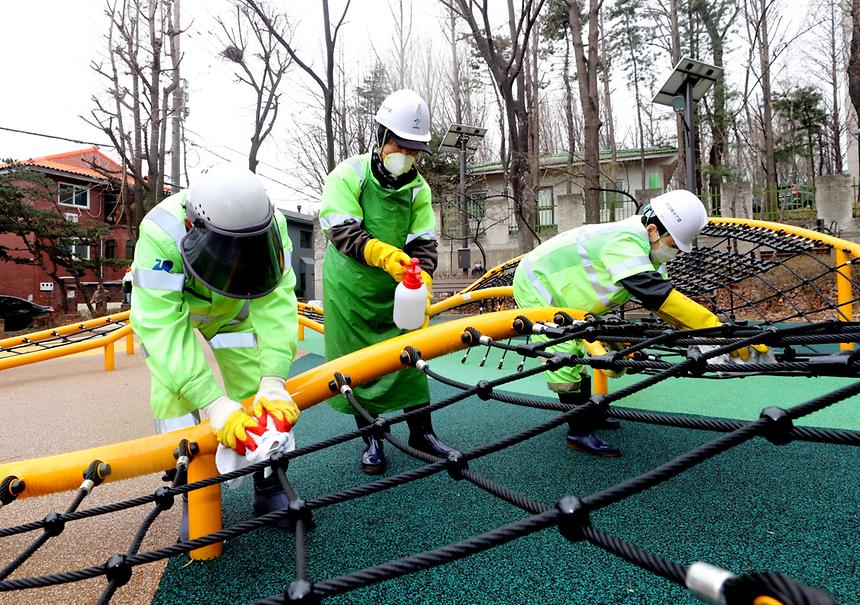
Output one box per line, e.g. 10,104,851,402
0,147,132,309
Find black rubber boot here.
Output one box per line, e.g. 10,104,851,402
355,415,386,475
404,404,454,458
252,472,294,529
560,380,621,458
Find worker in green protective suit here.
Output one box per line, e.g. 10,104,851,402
131,163,300,533
320,88,452,475
513,190,769,457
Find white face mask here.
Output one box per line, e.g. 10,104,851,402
382,152,416,177
650,242,679,265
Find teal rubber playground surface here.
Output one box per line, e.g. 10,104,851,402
153,328,860,604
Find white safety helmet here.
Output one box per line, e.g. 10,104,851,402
647,190,708,253
374,89,432,152
181,163,285,299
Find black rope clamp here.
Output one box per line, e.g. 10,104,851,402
553,311,574,326
461,326,483,346
512,315,533,334
173,439,197,471
81,460,111,493
400,346,422,367
287,498,313,525
153,486,175,511
759,407,794,446
722,571,837,605
42,512,65,537
556,496,590,543
445,450,469,480
104,553,133,588
807,350,860,377
544,352,571,371
285,579,319,604
329,372,352,393
268,449,290,470
370,416,390,438
475,380,493,401
0,475,25,506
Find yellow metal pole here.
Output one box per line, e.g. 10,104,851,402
187,453,223,560
592,370,608,395
835,248,854,350
125,332,135,355
298,322,305,341
0,325,132,371
104,341,115,371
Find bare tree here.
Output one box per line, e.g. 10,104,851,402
849,0,860,145
566,0,603,223
804,0,844,174
445,0,547,252
242,0,351,174
87,0,179,244
694,0,739,206
216,3,292,173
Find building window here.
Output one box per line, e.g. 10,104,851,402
299,229,312,249
125,240,135,260
647,171,662,190
104,239,117,260
600,179,635,222
536,187,555,230
467,197,484,234
66,240,91,261
58,183,90,208
104,190,121,223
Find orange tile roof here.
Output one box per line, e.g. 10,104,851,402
0,147,129,183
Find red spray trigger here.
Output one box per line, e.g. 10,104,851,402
401,258,423,289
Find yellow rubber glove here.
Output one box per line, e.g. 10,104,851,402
657,290,769,359
253,377,300,432
655,290,722,330
729,343,770,361
363,238,412,282
421,270,433,328
204,395,264,455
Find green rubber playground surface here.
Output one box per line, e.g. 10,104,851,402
153,328,860,604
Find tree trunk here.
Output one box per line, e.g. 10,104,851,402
568,0,602,224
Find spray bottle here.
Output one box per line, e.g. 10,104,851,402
393,258,427,330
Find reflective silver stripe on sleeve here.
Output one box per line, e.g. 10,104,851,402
346,157,365,188
145,206,186,243
139,343,149,358
577,223,634,308
319,213,362,230
133,269,186,291
405,229,438,245
189,313,210,324
155,411,200,435
412,186,421,202
608,255,653,276
521,257,555,306
209,332,258,349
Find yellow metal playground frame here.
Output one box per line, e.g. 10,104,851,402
1,218,858,559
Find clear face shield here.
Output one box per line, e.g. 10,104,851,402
180,204,285,299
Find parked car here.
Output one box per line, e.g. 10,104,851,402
0,295,54,331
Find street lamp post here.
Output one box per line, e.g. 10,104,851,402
654,56,723,195
439,124,487,273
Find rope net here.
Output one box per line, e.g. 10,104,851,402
1,219,858,604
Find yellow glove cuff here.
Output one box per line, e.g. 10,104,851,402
656,289,721,331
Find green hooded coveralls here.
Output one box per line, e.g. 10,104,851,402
512,216,664,391
131,192,299,423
